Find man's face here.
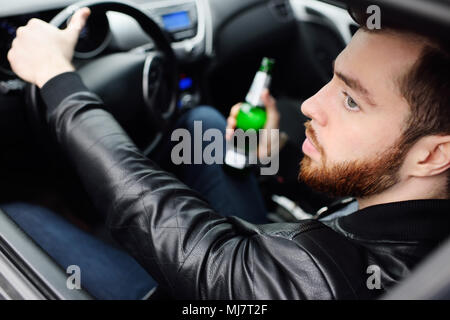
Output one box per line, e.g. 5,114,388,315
299,29,425,197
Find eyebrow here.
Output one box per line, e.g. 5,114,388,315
332,60,377,107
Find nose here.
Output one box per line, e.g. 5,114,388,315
300,84,329,127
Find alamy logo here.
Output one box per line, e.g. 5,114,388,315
66,265,81,290
170,121,280,175
366,265,382,290
366,5,381,30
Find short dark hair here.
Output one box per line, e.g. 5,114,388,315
348,4,450,197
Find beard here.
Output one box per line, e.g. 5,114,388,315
298,122,408,198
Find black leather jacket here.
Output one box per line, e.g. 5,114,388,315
40,72,450,299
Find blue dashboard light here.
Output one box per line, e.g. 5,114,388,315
162,11,191,31
179,77,193,91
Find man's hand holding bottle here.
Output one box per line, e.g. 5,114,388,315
226,89,284,161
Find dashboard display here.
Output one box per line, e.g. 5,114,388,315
162,11,191,31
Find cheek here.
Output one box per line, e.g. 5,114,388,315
321,127,366,163
316,100,368,162
313,80,408,164
323,121,401,164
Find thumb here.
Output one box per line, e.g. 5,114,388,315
66,7,91,37
261,89,279,129
261,89,277,113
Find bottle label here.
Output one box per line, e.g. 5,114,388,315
245,71,271,107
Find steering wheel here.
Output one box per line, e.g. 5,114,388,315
26,0,179,155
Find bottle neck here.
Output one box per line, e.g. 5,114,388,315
245,71,272,107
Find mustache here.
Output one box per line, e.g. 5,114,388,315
304,121,323,155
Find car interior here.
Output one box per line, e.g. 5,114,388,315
0,0,449,299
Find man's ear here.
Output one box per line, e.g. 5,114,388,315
408,135,450,177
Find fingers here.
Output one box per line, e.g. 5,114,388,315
15,26,25,37
226,103,241,140
229,103,241,118
226,90,278,140
261,89,280,130
225,117,236,140
66,7,91,35
261,89,276,112
257,131,289,160
227,116,236,130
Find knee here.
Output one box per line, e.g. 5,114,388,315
177,106,227,134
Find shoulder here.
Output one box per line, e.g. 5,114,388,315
232,217,378,299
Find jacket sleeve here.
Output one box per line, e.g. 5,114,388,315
40,72,334,299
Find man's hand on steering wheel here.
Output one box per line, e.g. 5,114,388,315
7,7,91,88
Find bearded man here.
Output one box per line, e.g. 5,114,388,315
5,5,450,299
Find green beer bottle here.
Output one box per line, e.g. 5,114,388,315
236,57,275,131
224,57,275,170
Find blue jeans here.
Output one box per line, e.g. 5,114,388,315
2,106,268,300
152,106,268,224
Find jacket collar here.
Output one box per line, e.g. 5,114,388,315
336,199,450,242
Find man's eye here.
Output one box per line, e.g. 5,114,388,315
343,93,360,112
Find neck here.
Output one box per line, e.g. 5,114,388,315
357,175,447,210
